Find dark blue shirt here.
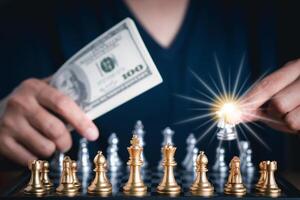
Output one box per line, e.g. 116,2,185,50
1,0,296,168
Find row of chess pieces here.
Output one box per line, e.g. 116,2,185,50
49,120,255,175
24,135,281,197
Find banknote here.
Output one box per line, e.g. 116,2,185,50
51,18,163,120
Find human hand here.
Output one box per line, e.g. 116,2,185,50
241,59,300,134
0,78,99,166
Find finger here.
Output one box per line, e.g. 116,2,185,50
241,61,300,118
284,106,300,131
12,116,56,158
26,103,72,152
37,85,99,141
268,77,300,118
0,136,37,166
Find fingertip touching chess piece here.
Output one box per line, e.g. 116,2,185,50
224,156,247,196
40,161,53,191
157,144,181,196
190,151,214,196
256,161,281,197
88,151,112,195
24,160,47,195
56,156,79,195
123,135,147,196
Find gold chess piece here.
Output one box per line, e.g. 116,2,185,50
224,156,246,196
157,144,181,195
257,161,281,196
123,135,147,196
255,161,267,190
40,161,53,190
71,160,81,189
24,160,46,195
88,151,112,195
190,151,214,196
56,156,79,195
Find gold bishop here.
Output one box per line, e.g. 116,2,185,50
190,151,214,196
88,151,112,195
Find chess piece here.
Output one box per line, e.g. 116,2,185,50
24,160,46,195
123,135,147,196
88,151,112,195
77,138,92,173
157,144,181,195
185,147,199,172
56,156,79,195
190,151,214,196
257,161,281,196
255,161,267,190
216,118,237,141
40,161,53,190
50,151,64,174
71,161,81,189
224,156,246,196
133,120,148,167
213,147,227,174
182,133,196,168
245,149,255,174
107,133,122,172
239,141,249,170
158,127,175,170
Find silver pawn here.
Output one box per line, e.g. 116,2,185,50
77,138,92,173
50,151,64,175
182,133,196,168
158,127,175,170
245,149,255,174
133,120,147,167
239,141,249,171
107,133,122,172
212,147,227,175
185,147,199,172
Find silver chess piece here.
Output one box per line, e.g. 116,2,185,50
77,138,92,173
239,141,255,174
239,141,249,170
50,151,64,175
133,120,148,167
216,118,237,141
158,127,175,170
185,147,199,172
107,133,122,172
182,133,197,168
212,147,227,175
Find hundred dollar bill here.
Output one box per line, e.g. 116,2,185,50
51,18,163,120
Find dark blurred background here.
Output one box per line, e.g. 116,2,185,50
0,0,299,172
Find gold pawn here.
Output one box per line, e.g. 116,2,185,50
24,160,46,195
56,156,79,195
157,144,181,195
88,151,112,195
190,151,214,196
123,135,147,196
71,161,81,189
40,161,53,190
224,156,246,196
255,161,267,190
257,161,281,197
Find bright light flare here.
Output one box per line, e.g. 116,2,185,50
214,99,242,125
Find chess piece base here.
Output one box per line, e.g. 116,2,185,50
224,183,246,196
56,183,79,195
190,184,214,196
157,184,181,195
123,184,147,196
88,184,112,194
24,185,46,195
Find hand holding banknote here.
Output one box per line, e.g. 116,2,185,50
0,18,162,166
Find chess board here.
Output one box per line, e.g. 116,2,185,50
4,167,300,199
